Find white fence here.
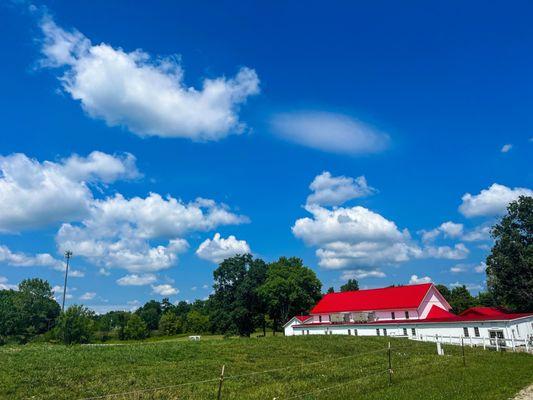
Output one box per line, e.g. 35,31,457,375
406,333,533,353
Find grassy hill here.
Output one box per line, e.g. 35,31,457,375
0,335,532,399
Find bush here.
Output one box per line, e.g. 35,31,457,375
57,305,95,345
124,314,149,340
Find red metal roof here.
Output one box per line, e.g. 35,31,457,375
310,283,432,314
459,307,508,317
295,315,310,322
292,305,533,327
425,305,456,319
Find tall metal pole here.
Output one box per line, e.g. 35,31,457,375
61,250,72,312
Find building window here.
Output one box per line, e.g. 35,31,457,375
411,328,416,336
403,328,407,336
463,327,469,337
383,328,387,336
319,316,322,323
329,331,333,335
405,311,409,319
474,327,480,337
376,329,380,336
348,329,351,336
391,312,395,320
354,329,358,336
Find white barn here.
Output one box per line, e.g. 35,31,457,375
284,283,533,350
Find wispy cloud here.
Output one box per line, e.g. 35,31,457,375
271,111,389,155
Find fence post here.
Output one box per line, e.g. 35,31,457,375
495,337,499,352
388,341,393,385
461,337,466,367
482,337,486,350
511,337,516,352
525,338,529,354
217,365,225,400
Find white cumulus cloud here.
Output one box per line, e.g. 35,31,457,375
152,284,179,296
116,273,157,286
293,175,475,276
462,225,492,242
409,275,432,285
271,111,389,155
0,244,63,269
420,221,464,242
292,204,421,270
56,194,246,273
341,269,386,280
0,151,138,232
196,233,251,264
306,171,375,207
474,262,487,273
0,276,17,290
40,16,259,141
79,292,96,300
459,183,532,218
422,243,469,260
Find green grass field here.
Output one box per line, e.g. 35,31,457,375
1,335,532,400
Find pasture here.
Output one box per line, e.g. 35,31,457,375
0,335,532,400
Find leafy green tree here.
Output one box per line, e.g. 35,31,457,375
105,311,130,340
95,314,113,341
435,284,451,301
486,196,533,312
476,291,498,307
19,278,60,336
161,297,175,314
159,311,181,335
209,254,267,336
124,314,149,340
0,278,60,343
340,279,359,292
57,305,95,345
185,310,210,333
0,290,22,342
449,285,476,314
326,287,335,294
259,257,322,333
135,300,162,330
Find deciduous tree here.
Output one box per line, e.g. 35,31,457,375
486,196,533,312
340,279,359,292
259,257,322,333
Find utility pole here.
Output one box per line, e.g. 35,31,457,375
61,250,73,312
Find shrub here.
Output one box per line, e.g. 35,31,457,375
57,305,95,345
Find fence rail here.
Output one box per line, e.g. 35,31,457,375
408,333,533,353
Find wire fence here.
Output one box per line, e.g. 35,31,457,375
21,339,510,400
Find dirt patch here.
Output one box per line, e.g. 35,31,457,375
514,385,533,400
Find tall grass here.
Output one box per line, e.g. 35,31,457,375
0,336,531,399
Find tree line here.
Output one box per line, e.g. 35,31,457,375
0,196,531,345
0,256,322,344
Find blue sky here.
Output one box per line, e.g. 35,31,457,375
0,1,532,312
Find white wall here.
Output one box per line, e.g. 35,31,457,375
288,316,533,349
418,287,450,318
283,318,299,336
